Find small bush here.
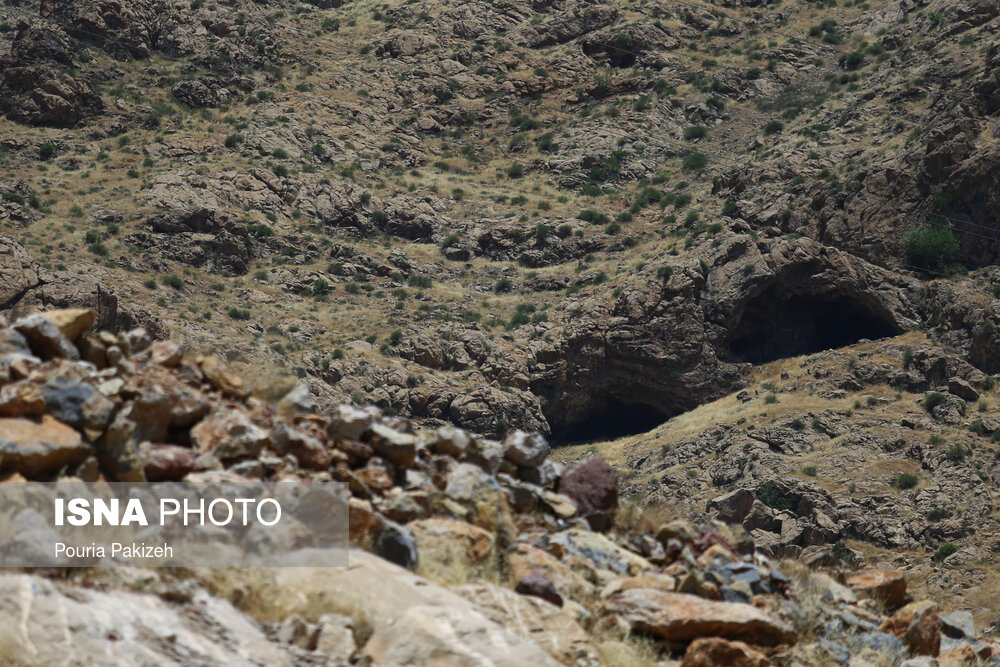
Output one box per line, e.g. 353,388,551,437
923,391,946,413
577,210,609,224
683,126,708,140
894,472,919,489
945,444,967,462
803,465,818,477
506,163,524,179
763,120,784,135
162,274,184,289
682,152,707,171
226,307,251,320
933,543,957,562
756,481,793,511
764,393,778,404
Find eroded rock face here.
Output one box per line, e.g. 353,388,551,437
535,235,916,439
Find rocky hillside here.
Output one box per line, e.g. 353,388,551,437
0,306,992,666
5,0,1000,662
4,0,1000,442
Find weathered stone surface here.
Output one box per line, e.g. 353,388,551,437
269,551,561,666
13,313,79,360
407,518,494,575
681,637,771,667
366,422,417,468
847,569,907,610
879,600,941,657
42,308,94,342
0,415,91,476
503,430,550,468
191,409,270,461
0,573,296,665
455,582,599,664
604,590,797,646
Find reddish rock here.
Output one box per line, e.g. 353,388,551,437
681,637,771,667
879,600,940,657
847,569,907,610
191,409,269,461
142,443,197,481
557,456,618,515
604,590,796,646
354,463,394,493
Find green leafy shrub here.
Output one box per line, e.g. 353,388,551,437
906,225,960,272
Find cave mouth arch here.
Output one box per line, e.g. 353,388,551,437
549,397,673,446
727,290,900,365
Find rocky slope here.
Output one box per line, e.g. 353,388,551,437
5,0,1000,661
0,306,993,666
4,0,1000,442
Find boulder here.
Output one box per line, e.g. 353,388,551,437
557,456,618,515
604,590,796,646
847,569,907,610
0,415,91,476
879,600,941,657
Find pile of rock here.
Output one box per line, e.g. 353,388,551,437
0,308,993,665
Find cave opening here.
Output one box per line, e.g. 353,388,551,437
549,397,673,446
728,291,899,365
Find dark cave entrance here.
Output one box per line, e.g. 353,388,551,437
727,291,899,364
549,397,673,446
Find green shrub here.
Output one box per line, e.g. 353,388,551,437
840,51,865,70
226,307,251,320
756,481,793,511
803,465,817,477
682,152,707,171
945,444,967,462
683,126,708,140
906,225,960,272
763,120,784,135
38,142,56,160
162,274,184,289
764,393,778,404
894,472,918,489
923,391,946,413
933,543,957,562
506,163,524,179
577,210,609,224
